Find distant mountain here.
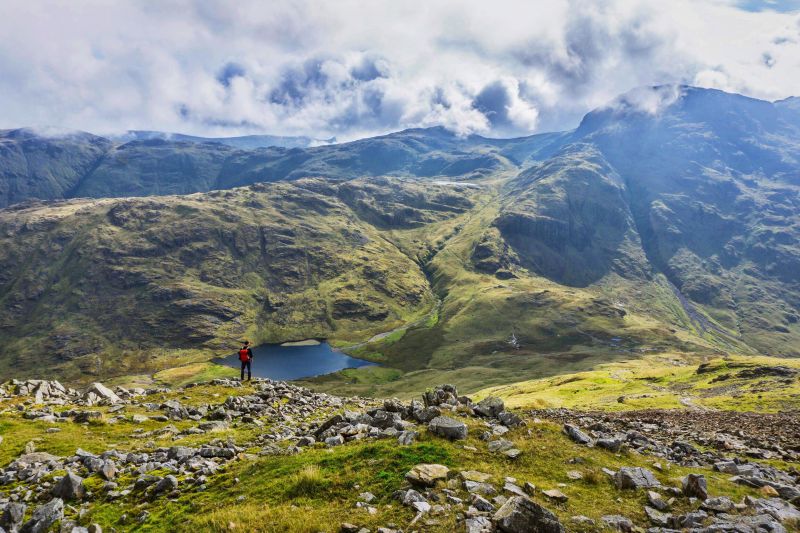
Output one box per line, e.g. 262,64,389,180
111,130,334,149
0,126,567,207
0,128,112,208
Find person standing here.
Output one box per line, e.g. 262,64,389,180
238,341,254,381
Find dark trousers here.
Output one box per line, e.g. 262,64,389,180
241,359,251,380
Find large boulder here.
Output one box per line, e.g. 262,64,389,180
84,383,122,404
412,406,441,423
51,471,85,501
493,496,565,533
428,416,468,440
748,497,800,522
563,424,592,445
682,473,708,500
0,502,26,531
474,397,505,418
614,467,661,490
405,464,450,487
151,475,178,496
20,498,63,533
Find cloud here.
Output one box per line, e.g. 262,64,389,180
607,85,686,116
0,0,798,140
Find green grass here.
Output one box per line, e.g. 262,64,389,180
475,353,800,412
153,362,238,388
2,370,793,532
78,417,766,532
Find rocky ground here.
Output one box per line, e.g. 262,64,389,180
0,379,798,532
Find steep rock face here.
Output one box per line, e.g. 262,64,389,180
74,139,236,198
494,146,650,287
0,178,467,378
0,129,111,208
482,87,800,354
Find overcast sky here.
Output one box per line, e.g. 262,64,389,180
0,0,799,140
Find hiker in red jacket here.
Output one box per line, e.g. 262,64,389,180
238,341,254,381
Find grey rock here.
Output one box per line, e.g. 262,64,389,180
402,489,426,505
151,475,178,496
313,414,344,439
542,489,568,503
493,496,565,533
647,490,670,511
19,498,63,533
644,506,671,527
84,383,122,404
167,446,196,461
596,438,623,452
498,411,523,428
748,497,800,522
198,447,235,459
487,439,514,453
682,473,708,500
474,397,504,418
412,406,441,423
465,516,493,533
51,472,85,501
325,435,345,446
405,464,449,487
671,510,709,529
411,500,431,513
503,448,522,460
614,467,661,490
397,431,417,445
0,502,26,531
72,411,102,423
701,496,734,513
428,416,468,440
563,424,592,445
471,494,496,512
602,515,635,532
465,481,498,496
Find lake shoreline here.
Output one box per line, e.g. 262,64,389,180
214,341,376,380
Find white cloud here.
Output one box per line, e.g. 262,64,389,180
0,0,798,140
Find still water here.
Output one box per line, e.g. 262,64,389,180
215,341,376,380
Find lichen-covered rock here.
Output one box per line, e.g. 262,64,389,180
563,424,592,445
474,396,505,418
682,473,708,500
493,496,565,533
614,467,661,490
20,498,63,533
428,416,468,440
405,464,450,487
51,471,85,501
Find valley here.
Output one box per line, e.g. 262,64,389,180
0,86,798,402
0,85,799,533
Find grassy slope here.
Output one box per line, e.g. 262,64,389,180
475,353,800,413
305,175,755,399
0,170,797,398
0,179,450,382
0,381,776,533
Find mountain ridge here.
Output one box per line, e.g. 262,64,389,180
0,85,798,397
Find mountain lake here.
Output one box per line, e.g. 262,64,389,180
214,340,377,380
